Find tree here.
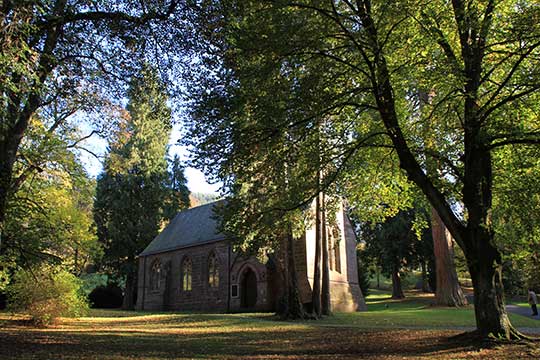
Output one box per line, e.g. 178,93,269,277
418,218,436,293
94,66,188,309
164,155,191,221
0,1,190,249
187,3,349,318
312,192,322,316
187,0,540,339
1,115,100,274
419,90,468,306
432,209,467,306
186,3,334,318
305,1,540,339
362,210,420,299
320,194,331,316
492,145,540,293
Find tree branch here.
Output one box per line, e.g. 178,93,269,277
39,1,178,28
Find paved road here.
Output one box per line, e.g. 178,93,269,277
506,304,540,320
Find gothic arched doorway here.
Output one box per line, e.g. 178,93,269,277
241,268,257,309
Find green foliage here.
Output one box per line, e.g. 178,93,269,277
186,0,540,336
95,171,168,274
493,145,540,291
7,265,88,325
359,205,434,296
94,66,189,306
163,155,191,220
0,2,191,243
0,256,15,292
107,66,172,175
2,117,101,271
357,250,371,297
80,273,109,297
361,209,421,278
502,261,526,297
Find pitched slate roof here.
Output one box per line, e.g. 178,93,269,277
139,200,227,256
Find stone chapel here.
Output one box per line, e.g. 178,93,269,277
135,200,366,312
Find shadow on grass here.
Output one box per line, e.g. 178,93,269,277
0,315,537,359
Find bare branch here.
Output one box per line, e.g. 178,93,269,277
66,130,100,149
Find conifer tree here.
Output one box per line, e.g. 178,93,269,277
94,66,189,309
164,155,191,221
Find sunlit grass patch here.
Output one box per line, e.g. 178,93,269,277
317,289,540,329
1,298,539,360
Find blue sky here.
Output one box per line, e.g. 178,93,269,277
79,122,221,195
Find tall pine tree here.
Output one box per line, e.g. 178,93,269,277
94,66,189,309
164,155,191,221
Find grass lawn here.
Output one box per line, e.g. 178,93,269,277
1,290,539,359
318,289,540,329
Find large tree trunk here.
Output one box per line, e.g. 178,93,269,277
354,0,522,339
284,229,306,319
122,270,136,310
0,128,27,250
321,194,331,316
432,208,468,306
461,145,520,338
312,193,322,317
466,228,518,338
391,265,405,299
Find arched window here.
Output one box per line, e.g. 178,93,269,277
333,227,341,273
150,260,161,291
208,252,219,288
328,228,335,271
182,257,192,291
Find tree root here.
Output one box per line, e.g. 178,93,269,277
450,328,536,345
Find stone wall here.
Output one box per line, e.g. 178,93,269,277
137,241,230,311
303,201,367,312
229,255,273,312
135,200,366,313
136,241,273,312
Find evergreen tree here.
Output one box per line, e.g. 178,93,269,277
94,66,189,309
164,155,191,221
362,210,419,299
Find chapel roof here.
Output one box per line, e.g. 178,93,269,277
139,200,227,257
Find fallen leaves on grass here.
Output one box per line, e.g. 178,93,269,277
0,312,538,359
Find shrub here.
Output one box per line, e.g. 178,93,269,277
7,265,89,325
88,283,123,308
